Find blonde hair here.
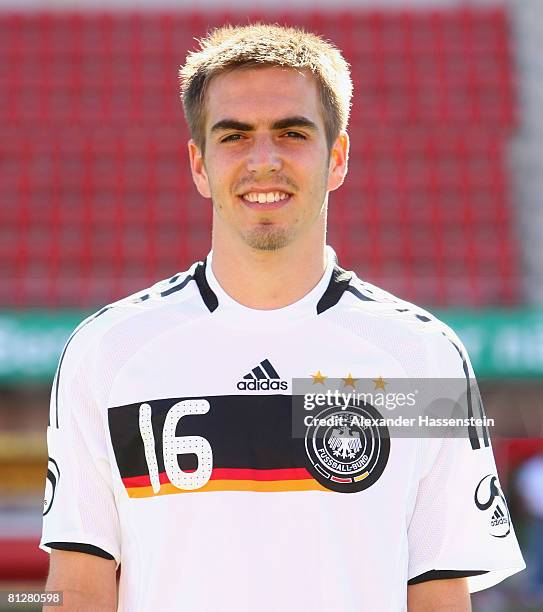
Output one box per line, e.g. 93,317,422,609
179,23,352,152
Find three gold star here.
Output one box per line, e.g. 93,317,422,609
311,370,327,385
342,373,358,388
373,376,387,390
310,371,387,390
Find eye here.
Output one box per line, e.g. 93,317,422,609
284,131,306,139
220,134,244,143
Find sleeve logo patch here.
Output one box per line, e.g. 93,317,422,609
44,457,60,516
474,474,511,538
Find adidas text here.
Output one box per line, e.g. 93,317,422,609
237,379,288,391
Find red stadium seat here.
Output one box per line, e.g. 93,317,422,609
0,8,520,307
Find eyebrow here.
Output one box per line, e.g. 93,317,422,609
210,116,319,134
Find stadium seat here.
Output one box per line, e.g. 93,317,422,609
0,8,519,307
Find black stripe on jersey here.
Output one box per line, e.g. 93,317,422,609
159,273,194,298
108,395,307,478
350,279,394,304
133,270,196,302
46,542,115,561
443,333,489,450
456,342,479,450
52,305,112,429
408,570,488,585
316,265,354,314
475,391,489,448
373,301,488,448
168,273,182,284
346,285,376,303
193,260,219,312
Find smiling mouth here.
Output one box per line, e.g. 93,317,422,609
240,190,292,204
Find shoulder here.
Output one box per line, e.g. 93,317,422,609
339,272,444,329
335,271,471,374
54,262,209,387
74,262,204,334
51,262,210,427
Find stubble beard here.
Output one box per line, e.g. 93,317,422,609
240,223,295,251
234,179,329,252
211,166,329,252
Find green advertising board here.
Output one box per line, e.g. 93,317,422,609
0,309,541,383
0,310,91,384
436,309,543,379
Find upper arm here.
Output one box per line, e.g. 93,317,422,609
40,318,122,565
44,549,117,611
407,578,471,612
406,328,525,592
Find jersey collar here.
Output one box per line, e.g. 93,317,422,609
199,246,352,318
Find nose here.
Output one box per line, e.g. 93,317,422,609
245,135,282,175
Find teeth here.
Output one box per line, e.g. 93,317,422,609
242,191,290,203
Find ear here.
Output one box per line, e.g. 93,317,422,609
188,139,212,199
327,131,349,192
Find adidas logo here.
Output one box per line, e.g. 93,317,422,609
490,505,508,527
237,359,288,391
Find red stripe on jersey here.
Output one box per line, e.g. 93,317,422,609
122,467,312,488
212,467,312,481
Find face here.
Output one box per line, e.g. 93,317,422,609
189,66,349,251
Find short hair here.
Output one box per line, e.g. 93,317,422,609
179,23,352,153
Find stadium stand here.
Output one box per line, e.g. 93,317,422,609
509,0,543,305
0,8,519,308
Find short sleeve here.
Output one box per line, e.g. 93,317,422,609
407,327,525,592
40,318,121,566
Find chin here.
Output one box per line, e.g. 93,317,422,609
241,226,295,251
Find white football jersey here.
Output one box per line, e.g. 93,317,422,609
40,246,525,612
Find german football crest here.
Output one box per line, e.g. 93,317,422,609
304,404,390,493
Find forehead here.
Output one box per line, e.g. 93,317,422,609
204,66,323,130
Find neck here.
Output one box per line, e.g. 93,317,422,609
210,225,328,310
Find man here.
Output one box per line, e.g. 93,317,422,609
41,24,524,611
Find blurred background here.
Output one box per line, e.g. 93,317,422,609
1,0,542,610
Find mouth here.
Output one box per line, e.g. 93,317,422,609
237,190,293,211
